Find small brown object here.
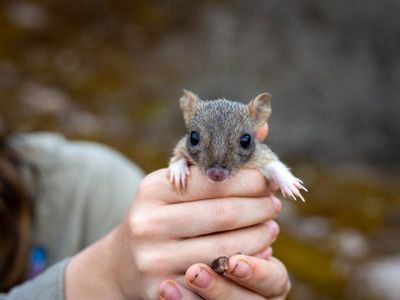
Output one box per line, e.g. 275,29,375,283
211,256,229,274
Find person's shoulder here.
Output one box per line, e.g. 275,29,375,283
10,132,67,167
10,132,145,258
10,131,144,177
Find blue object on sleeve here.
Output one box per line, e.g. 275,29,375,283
27,246,47,279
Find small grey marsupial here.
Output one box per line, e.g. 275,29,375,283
168,90,307,201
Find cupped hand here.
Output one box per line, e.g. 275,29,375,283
159,254,290,300
65,164,282,300
124,166,281,299
255,123,269,142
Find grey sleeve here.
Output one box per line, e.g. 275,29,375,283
0,259,69,300
12,133,145,265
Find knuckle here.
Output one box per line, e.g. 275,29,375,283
134,249,154,274
129,211,154,239
136,177,153,198
265,196,279,217
214,201,238,229
254,224,272,251
215,238,234,256
256,198,276,223
136,169,167,198
133,247,167,275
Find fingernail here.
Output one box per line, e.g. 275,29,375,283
266,220,280,237
230,259,252,278
159,281,182,300
190,267,213,289
273,197,282,213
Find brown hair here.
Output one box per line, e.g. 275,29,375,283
0,119,33,292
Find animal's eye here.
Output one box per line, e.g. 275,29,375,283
240,134,251,148
190,131,200,146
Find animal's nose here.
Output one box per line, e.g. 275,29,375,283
207,166,228,182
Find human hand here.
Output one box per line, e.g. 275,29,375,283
158,253,290,300
123,167,281,299
256,123,269,142
65,168,282,299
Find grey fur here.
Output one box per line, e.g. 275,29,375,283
171,93,278,176
169,91,307,201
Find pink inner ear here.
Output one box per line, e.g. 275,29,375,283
180,90,201,125
248,93,272,127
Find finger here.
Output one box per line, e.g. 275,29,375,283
255,123,269,141
130,221,279,275
180,221,279,268
225,255,291,298
135,221,279,273
144,196,281,238
255,247,273,260
158,279,202,300
138,167,272,204
185,264,263,300
268,180,280,193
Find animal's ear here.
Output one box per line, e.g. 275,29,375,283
180,89,200,126
247,92,272,129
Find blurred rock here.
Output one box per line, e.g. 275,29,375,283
0,61,19,88
329,229,369,260
296,216,332,240
101,114,132,140
53,49,80,74
280,202,332,241
5,1,48,29
19,82,71,114
281,210,332,241
353,255,400,300
64,111,101,136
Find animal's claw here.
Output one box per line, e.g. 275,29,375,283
260,161,307,202
168,158,189,192
279,183,305,202
294,179,308,192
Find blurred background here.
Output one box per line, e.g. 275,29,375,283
0,0,399,299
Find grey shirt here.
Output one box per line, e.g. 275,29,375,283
1,133,144,299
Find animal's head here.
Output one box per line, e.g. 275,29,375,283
179,89,271,182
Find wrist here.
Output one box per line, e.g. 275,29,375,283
64,222,137,299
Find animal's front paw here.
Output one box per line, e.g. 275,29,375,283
260,161,307,202
168,158,190,191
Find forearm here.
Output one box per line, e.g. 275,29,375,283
64,224,136,300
